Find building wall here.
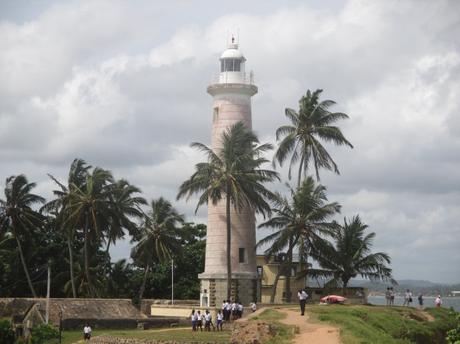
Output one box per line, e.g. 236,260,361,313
256,256,306,304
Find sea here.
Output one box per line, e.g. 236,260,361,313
368,295,460,312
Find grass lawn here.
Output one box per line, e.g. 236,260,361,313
61,327,231,344
307,304,459,344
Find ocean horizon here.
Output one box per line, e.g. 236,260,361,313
368,295,460,312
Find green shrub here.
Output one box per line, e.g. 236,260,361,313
446,313,460,344
30,324,59,344
0,319,15,344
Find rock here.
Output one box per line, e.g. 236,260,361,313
231,321,277,344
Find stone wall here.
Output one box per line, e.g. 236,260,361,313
0,298,148,330
200,277,257,307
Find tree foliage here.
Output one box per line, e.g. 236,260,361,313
177,121,279,298
307,215,394,290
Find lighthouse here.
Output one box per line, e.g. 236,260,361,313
199,38,258,307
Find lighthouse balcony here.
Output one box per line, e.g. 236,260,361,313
208,72,258,96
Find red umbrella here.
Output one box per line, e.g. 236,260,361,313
320,295,347,303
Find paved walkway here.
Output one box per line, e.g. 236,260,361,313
277,307,341,344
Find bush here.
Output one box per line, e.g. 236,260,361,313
446,313,460,344
0,319,15,344
30,324,59,344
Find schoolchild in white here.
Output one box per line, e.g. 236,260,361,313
216,310,224,331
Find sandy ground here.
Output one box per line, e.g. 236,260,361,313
277,307,341,344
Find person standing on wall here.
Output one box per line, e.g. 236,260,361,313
298,289,308,316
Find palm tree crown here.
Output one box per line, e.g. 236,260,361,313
177,121,279,298
177,122,278,214
0,175,45,297
258,177,341,302
309,215,394,290
274,89,353,183
131,197,184,300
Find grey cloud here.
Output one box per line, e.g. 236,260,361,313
0,0,459,283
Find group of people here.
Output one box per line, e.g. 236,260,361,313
386,287,443,308
221,300,246,321
190,301,257,332
190,309,221,332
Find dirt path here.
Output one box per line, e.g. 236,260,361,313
277,307,341,344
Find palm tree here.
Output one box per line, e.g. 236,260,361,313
105,179,146,255
257,177,340,303
308,215,394,294
42,158,91,297
0,175,45,297
272,89,352,297
274,89,353,184
177,122,279,299
131,198,184,300
67,167,115,297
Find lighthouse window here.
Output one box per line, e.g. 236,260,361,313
213,107,219,122
221,59,241,72
239,248,246,263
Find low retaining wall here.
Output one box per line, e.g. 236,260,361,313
141,299,199,315
150,305,226,321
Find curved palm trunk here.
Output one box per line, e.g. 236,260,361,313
226,191,232,300
83,214,94,297
67,232,77,298
15,236,37,298
139,264,150,301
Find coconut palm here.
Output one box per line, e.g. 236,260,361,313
42,158,91,297
131,197,184,300
177,122,279,299
307,215,394,294
272,89,352,296
67,167,115,297
0,175,45,297
105,179,146,255
257,177,340,303
274,89,353,184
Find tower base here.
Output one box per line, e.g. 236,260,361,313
198,272,259,307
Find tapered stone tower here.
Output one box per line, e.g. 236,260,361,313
199,39,258,307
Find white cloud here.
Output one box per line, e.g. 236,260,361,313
0,0,459,283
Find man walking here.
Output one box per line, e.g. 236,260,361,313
297,289,308,316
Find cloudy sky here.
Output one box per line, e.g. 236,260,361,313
1,0,459,284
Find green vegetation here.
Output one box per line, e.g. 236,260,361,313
131,197,184,300
258,177,341,303
308,215,394,292
30,324,59,344
0,159,206,300
446,313,460,343
60,328,231,344
309,304,460,344
0,319,15,344
178,122,279,299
